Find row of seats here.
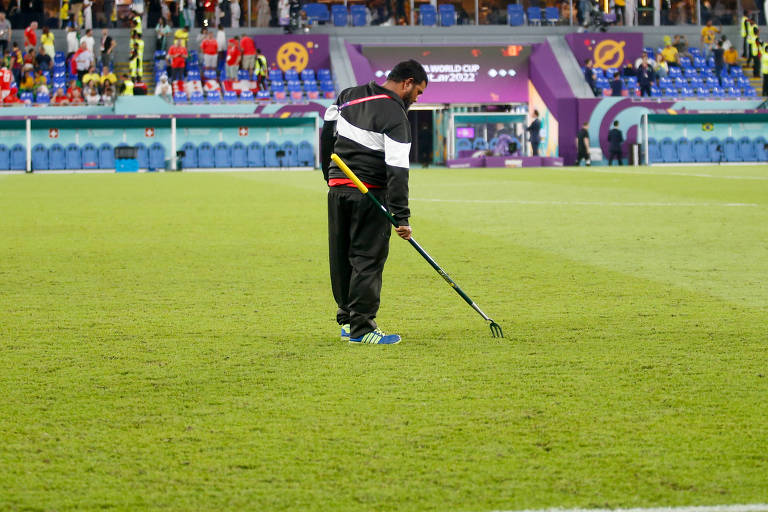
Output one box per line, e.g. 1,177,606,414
647,136,768,163
507,5,561,26
24,143,166,170
179,140,314,168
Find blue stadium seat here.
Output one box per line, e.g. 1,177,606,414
739,136,757,162
674,77,686,89
527,6,541,24
691,137,708,162
269,69,283,82
65,143,82,169
240,90,255,101
743,87,757,97
214,142,231,168
662,87,677,97
472,138,488,150
723,137,739,162
0,144,9,170
676,138,693,162
149,142,166,169
660,137,677,163
507,3,525,25
32,144,48,170
187,50,199,65
173,91,188,103
439,4,456,26
350,4,367,25
297,140,314,167
223,90,238,103
264,141,279,167
304,80,319,99
650,85,662,97
419,4,436,25
54,51,65,63
318,68,332,81
190,91,204,104
134,143,149,169
206,90,222,103
646,138,661,164
331,4,347,26
668,67,682,78
82,143,99,168
544,6,559,24
230,141,247,167
99,143,114,168
285,69,299,81
247,141,264,167
711,86,725,97
696,86,709,97
456,138,472,156
280,141,298,167
256,90,271,100
36,92,50,104
198,142,214,167
48,143,66,169
754,137,768,161
679,56,692,68
707,137,722,162
19,91,33,103
643,47,655,59
304,2,330,24
659,76,672,88
180,142,198,168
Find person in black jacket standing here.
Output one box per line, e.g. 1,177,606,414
527,109,541,156
320,60,428,345
607,120,624,165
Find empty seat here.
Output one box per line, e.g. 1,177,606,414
65,143,82,169
240,90,255,101
300,69,315,82
247,141,264,167
223,90,238,103
285,69,299,81
197,142,214,167
456,138,472,156
676,138,693,162
646,138,661,163
297,140,314,166
723,137,740,162
472,138,488,150
317,68,332,81
206,90,222,103
280,141,298,167
707,137,722,162
527,6,542,25
331,4,348,26
190,91,204,103
214,142,231,168
268,69,283,82
660,137,677,163
691,137,709,162
229,141,247,167
82,143,99,168
0,144,9,170
264,141,279,167
419,3,436,25
173,91,188,103
739,136,757,162
544,6,559,24
149,142,166,169
754,137,768,161
506,4,524,25
48,143,66,169
439,4,455,26
180,142,198,168
99,142,114,168
32,144,49,170
304,2,330,24
350,4,367,25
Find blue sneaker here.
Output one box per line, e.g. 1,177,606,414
349,328,401,345
341,323,350,341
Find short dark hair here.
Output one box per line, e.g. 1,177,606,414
387,60,428,86
613,121,619,127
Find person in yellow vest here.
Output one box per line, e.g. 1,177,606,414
60,0,70,29
120,73,134,95
132,11,143,36
174,26,189,48
131,31,144,71
746,19,757,69
110,5,117,27
750,26,761,78
741,11,750,58
762,41,768,96
129,49,142,82
614,0,626,25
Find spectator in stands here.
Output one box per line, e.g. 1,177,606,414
129,48,141,82
100,29,115,69
10,42,22,85
66,79,81,99
168,38,187,81
610,72,623,96
740,10,750,58
85,83,100,104
653,52,668,79
59,0,70,28
174,25,189,47
35,47,51,71
4,86,24,104
131,30,144,73
155,73,173,100
0,13,11,56
66,27,79,61
22,48,35,73
701,19,720,55
749,24,761,78
216,24,226,68
69,85,85,105
70,0,83,28
255,48,267,90
201,30,218,71
607,121,623,165
0,62,10,101
240,33,256,75
204,0,217,27
256,0,270,26
673,34,692,63
576,122,590,166
100,65,117,90
132,9,143,36
40,26,54,58
52,86,69,104
718,35,731,51
102,84,116,104
637,54,655,96
614,0,626,24
119,73,134,95
584,58,597,96
82,65,100,88
181,0,197,28
712,40,724,84
34,69,49,95
75,42,93,84
156,17,171,52
231,0,241,27
225,36,240,80
19,70,35,92
661,37,679,67
83,0,93,29
723,44,738,74
24,21,37,53
82,28,95,63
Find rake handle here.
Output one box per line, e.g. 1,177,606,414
330,153,494,324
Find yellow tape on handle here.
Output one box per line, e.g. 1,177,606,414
330,153,369,194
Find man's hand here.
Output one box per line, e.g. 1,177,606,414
395,225,412,240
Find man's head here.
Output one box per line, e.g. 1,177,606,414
583,122,589,129
86,29,92,36
613,121,619,128
102,28,108,36
384,59,428,109
30,21,38,29
533,109,539,118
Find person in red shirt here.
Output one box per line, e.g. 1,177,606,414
200,32,218,72
3,86,23,104
167,40,188,82
0,65,12,101
240,35,256,76
24,21,38,53
52,87,69,105
225,36,240,81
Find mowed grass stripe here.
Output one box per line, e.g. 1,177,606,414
1,170,767,511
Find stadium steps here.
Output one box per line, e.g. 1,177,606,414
740,59,762,96
113,60,157,93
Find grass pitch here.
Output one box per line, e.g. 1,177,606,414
1,166,767,511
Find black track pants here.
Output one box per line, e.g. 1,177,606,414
328,186,391,338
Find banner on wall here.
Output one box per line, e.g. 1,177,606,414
255,35,330,73
351,44,532,104
564,33,644,69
